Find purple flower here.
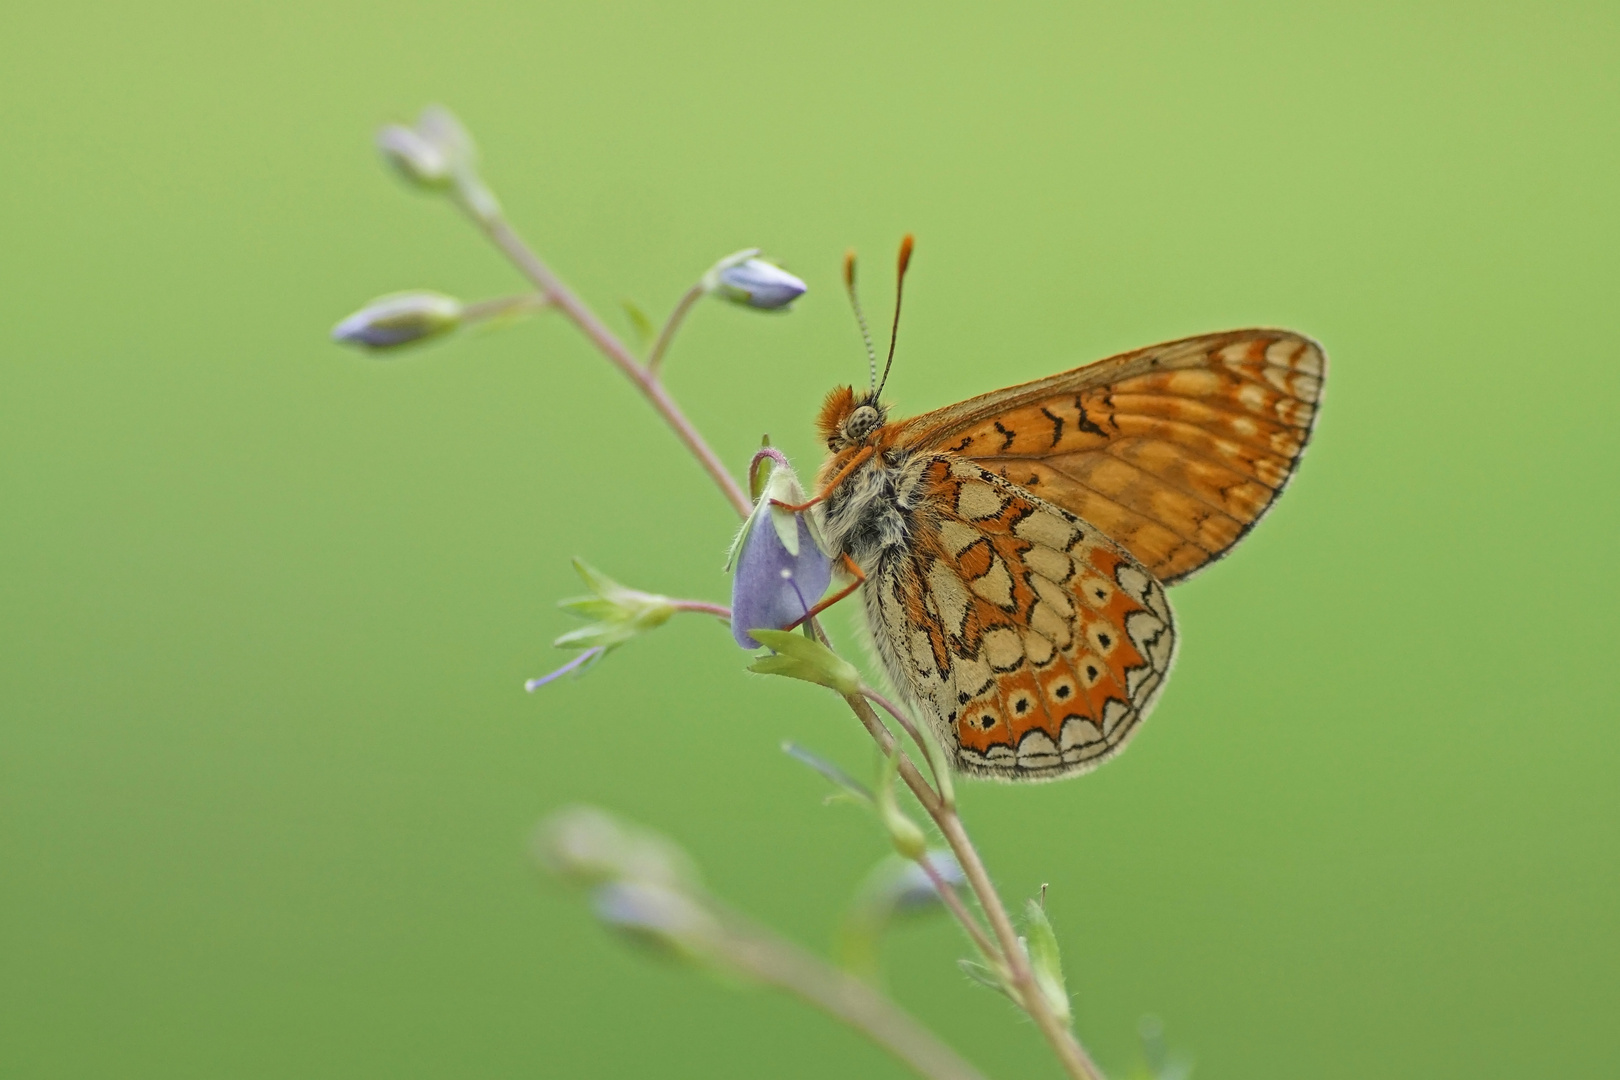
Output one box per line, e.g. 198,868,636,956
702,249,808,310
729,456,831,649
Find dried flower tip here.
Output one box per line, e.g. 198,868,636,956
534,805,700,890
375,124,452,189
702,249,807,310
331,291,463,351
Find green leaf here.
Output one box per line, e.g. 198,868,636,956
621,299,655,346
746,629,860,695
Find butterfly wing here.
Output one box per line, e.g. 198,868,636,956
893,329,1325,584
864,455,1176,781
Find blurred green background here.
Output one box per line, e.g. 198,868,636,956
3,1,1617,1077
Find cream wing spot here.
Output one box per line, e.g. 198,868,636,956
969,555,1016,609
982,627,1025,671
954,655,993,702
1016,730,1061,769
938,518,981,557
1025,545,1073,583
1029,601,1072,649
1013,509,1077,550
1022,628,1056,667
956,480,1006,520
927,561,971,639
1100,699,1130,737
1030,574,1075,618
1061,717,1104,752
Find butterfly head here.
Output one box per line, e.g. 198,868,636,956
817,385,889,451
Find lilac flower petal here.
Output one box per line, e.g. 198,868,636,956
525,647,605,691
731,511,832,649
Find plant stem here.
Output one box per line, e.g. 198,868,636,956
465,193,1105,1080
913,852,999,965
478,215,752,518
671,598,732,619
713,915,991,1080
646,282,705,374
461,292,552,322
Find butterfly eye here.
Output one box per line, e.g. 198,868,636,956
844,404,882,443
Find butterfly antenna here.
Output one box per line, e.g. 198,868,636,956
844,249,879,394
875,234,914,399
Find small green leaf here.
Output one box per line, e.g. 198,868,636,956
1023,898,1071,1026
621,299,655,347
746,629,861,695
957,958,1018,1001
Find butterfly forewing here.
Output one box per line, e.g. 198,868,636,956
867,457,1176,781
895,330,1325,583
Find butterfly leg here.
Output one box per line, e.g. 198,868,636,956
785,553,866,629
770,446,876,512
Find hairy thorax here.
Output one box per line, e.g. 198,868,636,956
816,447,934,570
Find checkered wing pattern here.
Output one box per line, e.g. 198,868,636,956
868,457,1176,780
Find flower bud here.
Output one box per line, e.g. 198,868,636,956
702,249,807,310
331,291,464,351
728,458,832,649
534,805,699,890
553,558,677,651
875,747,928,861
376,123,452,189
1022,898,1072,1026
591,881,725,963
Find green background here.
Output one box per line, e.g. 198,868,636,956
4,2,1616,1077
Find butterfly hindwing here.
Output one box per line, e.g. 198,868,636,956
867,456,1176,781
895,330,1325,583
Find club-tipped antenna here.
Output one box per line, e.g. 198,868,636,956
843,250,879,393
875,234,914,399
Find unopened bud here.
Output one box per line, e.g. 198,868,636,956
875,747,928,861
702,249,807,310
376,124,452,189
534,805,699,890
591,881,724,963
331,291,463,351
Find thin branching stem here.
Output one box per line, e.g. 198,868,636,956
464,191,1106,1080
646,283,705,375
712,912,991,1080
478,215,752,518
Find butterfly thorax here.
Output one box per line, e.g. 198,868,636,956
817,443,935,571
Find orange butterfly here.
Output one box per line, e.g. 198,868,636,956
791,237,1325,781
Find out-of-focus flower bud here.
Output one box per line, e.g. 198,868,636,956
376,124,452,190
702,249,808,310
374,104,500,221
331,291,464,351
728,456,832,649
534,805,699,891
1021,898,1072,1027
838,850,963,976
875,747,928,861
590,881,725,963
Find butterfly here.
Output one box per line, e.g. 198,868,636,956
792,237,1325,781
